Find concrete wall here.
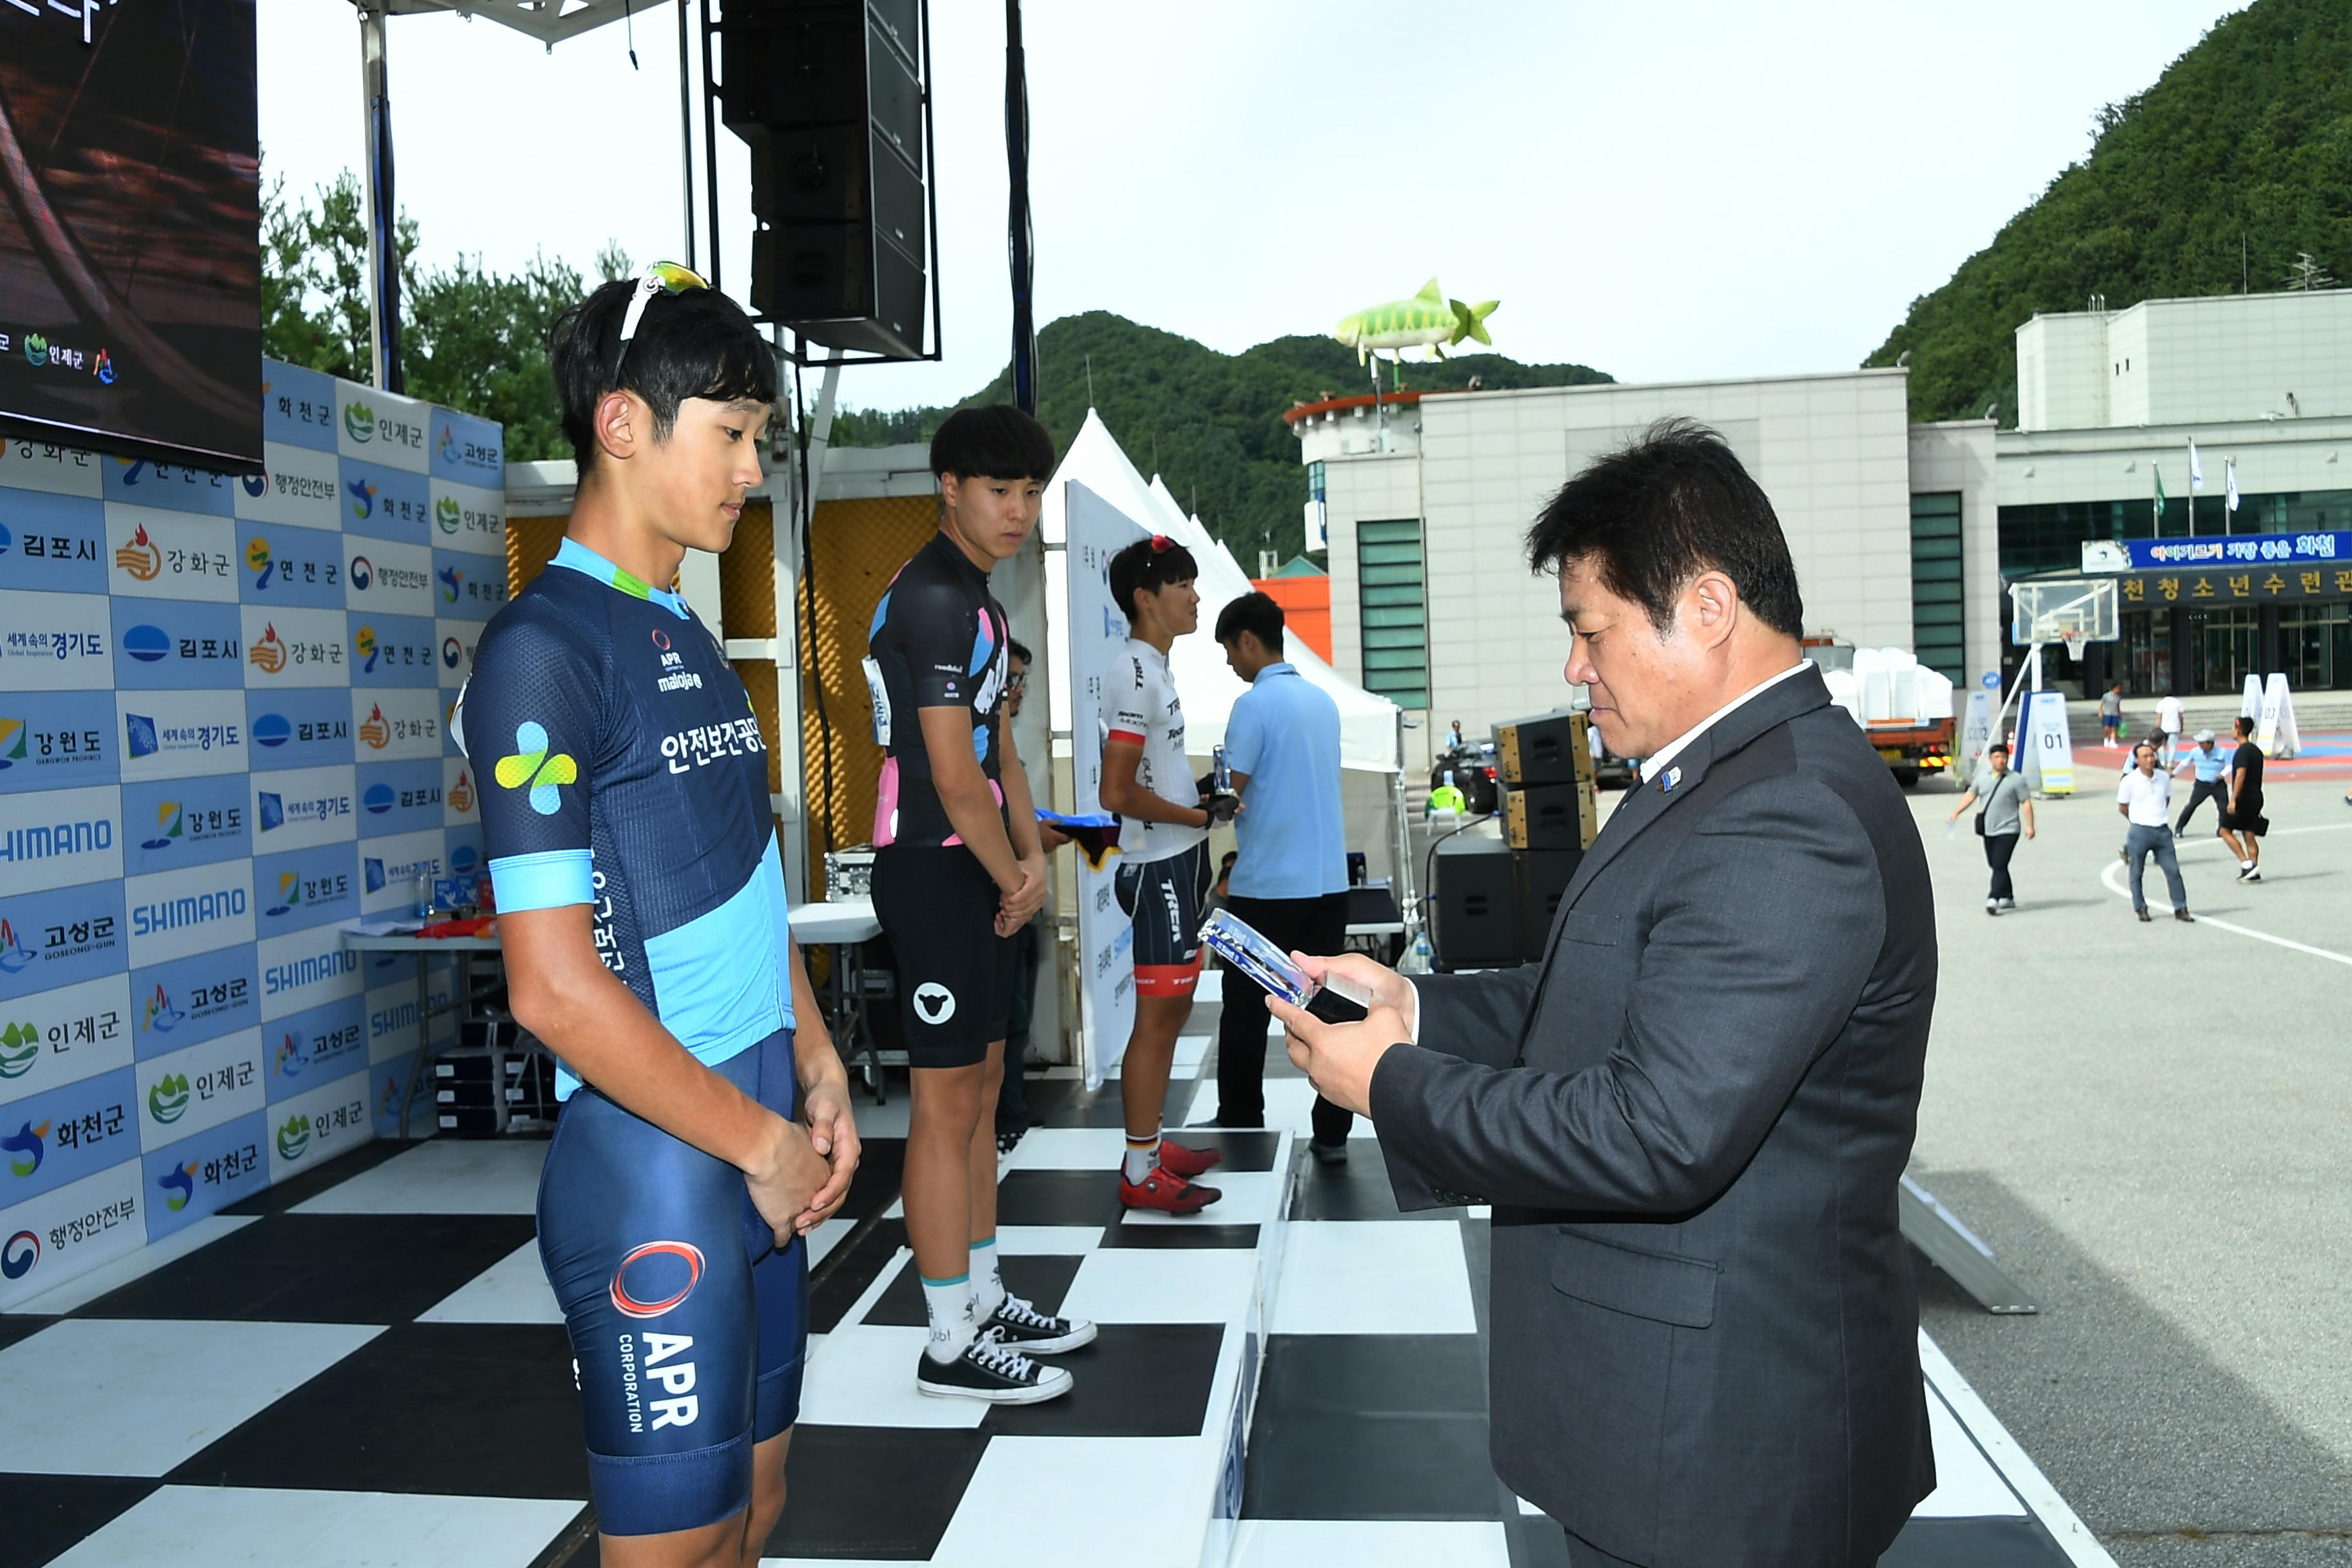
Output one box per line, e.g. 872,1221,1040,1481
2017,313,2111,432
1995,416,2352,508
2019,291,2352,432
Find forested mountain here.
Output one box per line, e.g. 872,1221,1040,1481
1867,0,2351,424
830,310,1611,560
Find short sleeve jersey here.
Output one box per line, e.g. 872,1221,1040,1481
2231,740,2265,807
1101,637,1206,864
866,530,1010,848
455,537,794,1097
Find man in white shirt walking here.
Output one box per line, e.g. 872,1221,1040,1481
2155,691,2186,769
2118,741,2193,924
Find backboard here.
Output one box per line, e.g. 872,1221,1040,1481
2010,578,2119,646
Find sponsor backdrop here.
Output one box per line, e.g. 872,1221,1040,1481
0,359,505,1307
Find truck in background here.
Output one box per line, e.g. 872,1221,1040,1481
1803,636,1955,789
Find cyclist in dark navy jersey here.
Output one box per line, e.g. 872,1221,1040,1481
456,266,857,1568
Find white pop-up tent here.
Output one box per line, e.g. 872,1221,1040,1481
1042,409,1399,772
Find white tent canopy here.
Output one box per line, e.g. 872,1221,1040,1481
1041,410,1400,773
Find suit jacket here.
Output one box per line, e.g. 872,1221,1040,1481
1371,667,1937,1567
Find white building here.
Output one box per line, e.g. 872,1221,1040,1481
1298,288,2352,761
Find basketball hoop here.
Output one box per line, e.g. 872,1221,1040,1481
2060,630,2088,661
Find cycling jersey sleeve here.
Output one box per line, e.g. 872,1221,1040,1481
895,573,982,710
460,608,602,912
1104,648,1150,749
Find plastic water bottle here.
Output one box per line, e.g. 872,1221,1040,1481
1403,928,1435,975
412,865,434,921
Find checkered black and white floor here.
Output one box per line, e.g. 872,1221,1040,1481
0,997,2108,1568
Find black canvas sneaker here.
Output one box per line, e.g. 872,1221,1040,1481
985,1293,1097,1355
916,1326,1073,1404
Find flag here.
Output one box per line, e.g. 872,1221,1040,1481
2154,464,2166,529
2188,438,2204,489
2226,458,2240,513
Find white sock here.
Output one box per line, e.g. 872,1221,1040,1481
1122,1132,1161,1184
2242,859,2255,870
921,1273,975,1364
971,1237,1006,1319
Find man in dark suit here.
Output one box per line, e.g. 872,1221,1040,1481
1274,419,1938,1567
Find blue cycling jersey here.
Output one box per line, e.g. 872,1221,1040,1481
456,536,794,1097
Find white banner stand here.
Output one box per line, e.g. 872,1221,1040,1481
2240,674,2264,720
1063,480,1148,1090
2020,691,2076,796
1955,691,1994,782
2259,673,2300,759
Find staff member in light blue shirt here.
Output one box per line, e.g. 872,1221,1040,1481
1203,591,1355,1160
2170,728,2230,837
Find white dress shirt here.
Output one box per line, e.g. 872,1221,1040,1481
2117,766,2174,826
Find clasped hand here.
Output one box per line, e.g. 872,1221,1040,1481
744,1083,861,1248
1265,951,1416,1118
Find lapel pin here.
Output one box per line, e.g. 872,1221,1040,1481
1658,766,1681,795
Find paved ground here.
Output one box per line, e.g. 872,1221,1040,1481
1903,769,2352,1567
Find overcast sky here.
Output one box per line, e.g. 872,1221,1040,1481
259,0,2241,413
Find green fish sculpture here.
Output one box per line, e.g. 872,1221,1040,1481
1333,278,1499,362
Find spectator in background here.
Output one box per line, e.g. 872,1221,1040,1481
2170,729,2230,838
2119,741,2194,923
1947,741,2034,915
995,640,1048,1154
2156,689,2186,769
2100,684,2122,747
1205,591,1356,1162
2219,714,2267,883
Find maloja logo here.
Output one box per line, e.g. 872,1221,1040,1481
610,1239,705,1319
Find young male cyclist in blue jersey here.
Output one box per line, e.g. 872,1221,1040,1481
867,406,1092,1403
457,265,858,1568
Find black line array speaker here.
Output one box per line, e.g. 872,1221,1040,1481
720,0,929,358
1511,847,1580,957
1430,835,1517,971
1494,708,1593,788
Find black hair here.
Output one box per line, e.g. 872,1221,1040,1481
1987,742,2010,756
931,405,1055,481
1525,417,1805,638
1214,590,1284,650
549,277,778,475
2235,714,2255,736
1108,536,1199,624
1008,638,1033,665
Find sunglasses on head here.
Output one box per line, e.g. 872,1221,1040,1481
614,260,709,380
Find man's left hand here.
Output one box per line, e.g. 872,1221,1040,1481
796,1083,861,1234
1266,997,1411,1117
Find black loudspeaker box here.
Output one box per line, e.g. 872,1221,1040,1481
1494,709,1593,787
1504,781,1597,852
1430,834,1516,971
1511,847,1580,959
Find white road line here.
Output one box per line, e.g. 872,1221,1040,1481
1919,1333,2120,1568
2099,822,2352,966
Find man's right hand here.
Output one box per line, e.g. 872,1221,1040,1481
1295,951,1418,1035
744,1114,832,1250
996,857,1048,936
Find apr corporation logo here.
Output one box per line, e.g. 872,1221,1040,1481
0,920,38,974
346,479,377,520
142,801,183,850
23,333,48,368
113,524,161,581
3,1120,48,1177
609,1240,705,1319
277,1113,313,1161
143,984,185,1035
0,1021,39,1079
359,703,390,750
344,400,375,443
246,536,276,588
435,496,462,535
1,1231,37,1280
148,1073,191,1124
160,1161,199,1211
438,565,464,603
356,625,379,672
249,622,286,674
496,721,577,816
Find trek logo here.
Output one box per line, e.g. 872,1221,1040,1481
912,983,957,1026
496,721,577,816
1,1230,37,1279
5,1119,47,1177
610,1239,705,1319
114,525,161,582
160,1161,199,1211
